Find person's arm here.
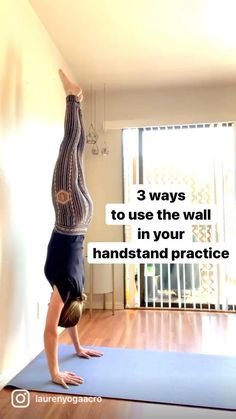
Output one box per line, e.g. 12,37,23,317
44,286,84,388
68,325,103,359
67,325,82,353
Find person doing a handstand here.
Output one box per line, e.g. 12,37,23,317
44,69,102,389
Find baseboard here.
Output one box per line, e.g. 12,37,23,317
84,301,124,310
0,373,5,390
0,369,18,391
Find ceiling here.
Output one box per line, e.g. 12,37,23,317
29,0,236,91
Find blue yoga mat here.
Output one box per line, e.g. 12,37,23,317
5,344,236,410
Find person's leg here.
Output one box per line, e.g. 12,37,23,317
58,68,91,210
52,94,83,234
52,69,93,235
75,106,93,226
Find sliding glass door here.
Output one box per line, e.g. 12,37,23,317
122,123,236,311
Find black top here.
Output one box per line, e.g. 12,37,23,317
44,230,85,303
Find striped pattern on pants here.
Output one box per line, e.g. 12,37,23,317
52,95,93,235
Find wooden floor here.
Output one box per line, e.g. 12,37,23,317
1,309,236,419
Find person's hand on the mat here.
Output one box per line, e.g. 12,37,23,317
77,347,103,359
52,370,84,388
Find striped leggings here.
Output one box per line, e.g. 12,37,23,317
52,95,93,235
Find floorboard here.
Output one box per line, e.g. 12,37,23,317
1,309,236,419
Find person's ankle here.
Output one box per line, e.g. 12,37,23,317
66,90,83,102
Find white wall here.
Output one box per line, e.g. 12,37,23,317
0,0,75,388
102,83,236,126
83,123,124,310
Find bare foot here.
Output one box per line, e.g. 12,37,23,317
58,69,83,101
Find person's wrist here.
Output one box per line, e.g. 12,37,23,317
51,368,60,379
76,346,82,354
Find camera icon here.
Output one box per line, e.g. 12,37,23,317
11,389,30,408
